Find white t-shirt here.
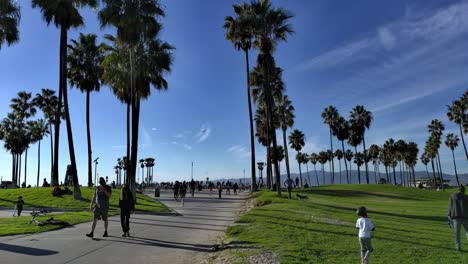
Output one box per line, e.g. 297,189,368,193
356,217,374,238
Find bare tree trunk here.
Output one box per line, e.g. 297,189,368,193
314,164,319,186
244,49,257,192
362,136,369,184
283,129,291,180
24,148,28,187
452,150,460,186
49,122,54,184
86,90,93,187
329,127,335,184
37,140,41,188
341,141,349,184
437,153,444,191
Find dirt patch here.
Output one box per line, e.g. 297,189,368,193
247,252,280,264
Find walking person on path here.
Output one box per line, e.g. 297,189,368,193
356,206,375,264
86,177,112,238
448,184,468,251
119,184,134,237
13,196,24,217
217,182,223,199
233,182,238,195
283,178,296,199
179,181,187,207
190,179,196,198
173,181,180,201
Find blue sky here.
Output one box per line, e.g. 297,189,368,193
0,0,467,186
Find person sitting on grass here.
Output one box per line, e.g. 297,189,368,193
448,184,468,251
356,206,375,264
52,185,62,196
13,196,24,217
86,177,112,238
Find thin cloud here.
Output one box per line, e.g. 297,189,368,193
173,133,185,139
227,144,251,159
183,144,192,151
195,123,211,143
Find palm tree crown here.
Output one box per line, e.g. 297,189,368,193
0,0,21,48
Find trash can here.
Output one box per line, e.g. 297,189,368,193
154,187,160,197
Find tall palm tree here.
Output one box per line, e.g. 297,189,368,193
348,126,363,184
424,138,439,189
309,153,319,186
33,89,59,183
405,142,419,187
384,138,397,185
68,33,104,187
249,0,293,196
276,145,285,176
289,129,305,187
420,153,430,178
335,149,343,184
447,100,467,160
32,0,97,199
349,105,373,184
224,3,257,191
445,133,460,186
29,119,49,187
369,144,380,184
295,152,303,187
395,140,407,186
345,149,354,184
0,0,20,49
428,119,445,191
354,152,364,184
302,153,311,186
277,95,294,180
334,116,350,183
318,151,328,185
321,106,338,184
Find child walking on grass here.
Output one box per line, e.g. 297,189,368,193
356,206,375,264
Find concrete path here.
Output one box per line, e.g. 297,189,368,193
0,190,248,264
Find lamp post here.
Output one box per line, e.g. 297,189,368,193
257,162,264,187
191,161,194,181
93,157,99,186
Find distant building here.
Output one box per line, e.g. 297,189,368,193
411,177,450,189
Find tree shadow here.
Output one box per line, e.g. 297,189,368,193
100,237,217,252
107,219,226,232
0,243,58,256
129,217,229,228
303,189,425,201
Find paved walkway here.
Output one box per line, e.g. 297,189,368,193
0,190,248,264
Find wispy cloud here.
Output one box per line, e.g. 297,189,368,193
227,144,251,159
173,133,185,139
139,126,152,148
195,123,211,143
183,144,192,151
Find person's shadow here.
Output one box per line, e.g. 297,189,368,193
0,243,58,256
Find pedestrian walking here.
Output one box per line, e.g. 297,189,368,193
119,184,134,237
448,184,468,251
284,178,295,199
86,177,112,238
180,181,187,206
233,182,238,195
174,181,180,201
356,206,375,264
13,196,24,217
217,182,223,199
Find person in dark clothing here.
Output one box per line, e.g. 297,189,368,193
14,196,24,217
119,184,135,237
217,182,223,199
174,181,180,201
86,177,112,238
448,184,468,251
233,183,239,195
180,181,187,206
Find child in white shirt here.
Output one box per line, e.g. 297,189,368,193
356,206,375,264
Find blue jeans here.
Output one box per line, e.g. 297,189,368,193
453,218,468,250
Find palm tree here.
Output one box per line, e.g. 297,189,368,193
384,138,397,185
349,105,372,184
277,95,294,181
33,89,59,183
334,116,350,184
428,119,445,191
139,159,145,183
68,33,104,187
309,153,319,186
295,152,303,187
0,113,23,185
345,149,354,184
224,3,257,191
327,149,333,183
405,142,419,187
30,119,48,187
321,106,339,184
445,133,460,186
447,99,467,160
289,129,305,187
302,153,311,186
369,144,380,184
335,149,343,184
420,153,430,178
32,0,97,199
395,140,407,185
348,126,363,184
318,151,328,185
276,145,285,176
424,138,439,189
354,152,364,183
0,0,20,49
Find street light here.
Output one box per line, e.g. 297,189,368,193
191,161,194,181
93,157,99,186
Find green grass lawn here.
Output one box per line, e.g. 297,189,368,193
224,185,468,264
0,187,169,212
0,187,169,236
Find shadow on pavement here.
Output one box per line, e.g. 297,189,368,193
0,243,58,256
103,237,215,253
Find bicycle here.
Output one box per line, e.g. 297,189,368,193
28,210,70,227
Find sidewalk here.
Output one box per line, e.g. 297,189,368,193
0,190,248,264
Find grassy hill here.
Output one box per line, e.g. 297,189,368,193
220,185,467,264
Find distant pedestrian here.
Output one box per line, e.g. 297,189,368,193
295,177,299,187
190,179,196,198
180,181,187,206
217,182,223,199
13,196,24,217
119,184,134,237
226,182,231,195
174,181,180,201
86,177,112,238
448,184,468,251
284,178,295,199
356,206,375,264
233,183,238,195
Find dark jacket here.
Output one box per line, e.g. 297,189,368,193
448,192,468,219
119,192,135,212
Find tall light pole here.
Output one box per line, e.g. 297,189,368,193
93,157,99,186
243,168,245,184
191,161,194,181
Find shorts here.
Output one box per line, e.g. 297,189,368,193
93,207,109,221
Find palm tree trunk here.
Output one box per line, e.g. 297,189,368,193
53,28,65,187
425,165,429,178
18,154,22,187
24,148,28,187
430,158,437,188
61,27,81,200
86,90,92,187
328,158,332,184
385,166,389,184
341,141,349,184
266,147,271,189
373,163,377,184
412,167,417,188
49,122,54,184
130,97,141,202
338,159,342,184
459,123,468,160
244,49,257,191
348,159,352,184
126,102,130,185
298,161,302,187
329,127,335,184
321,164,325,185
282,129,291,180
11,154,15,183
37,140,41,188
452,150,460,186
392,166,397,186
355,146,361,184
362,136,369,184
436,152,444,191
306,163,311,186
399,161,403,185
314,164,319,186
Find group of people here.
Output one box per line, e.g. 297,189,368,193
85,177,134,238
